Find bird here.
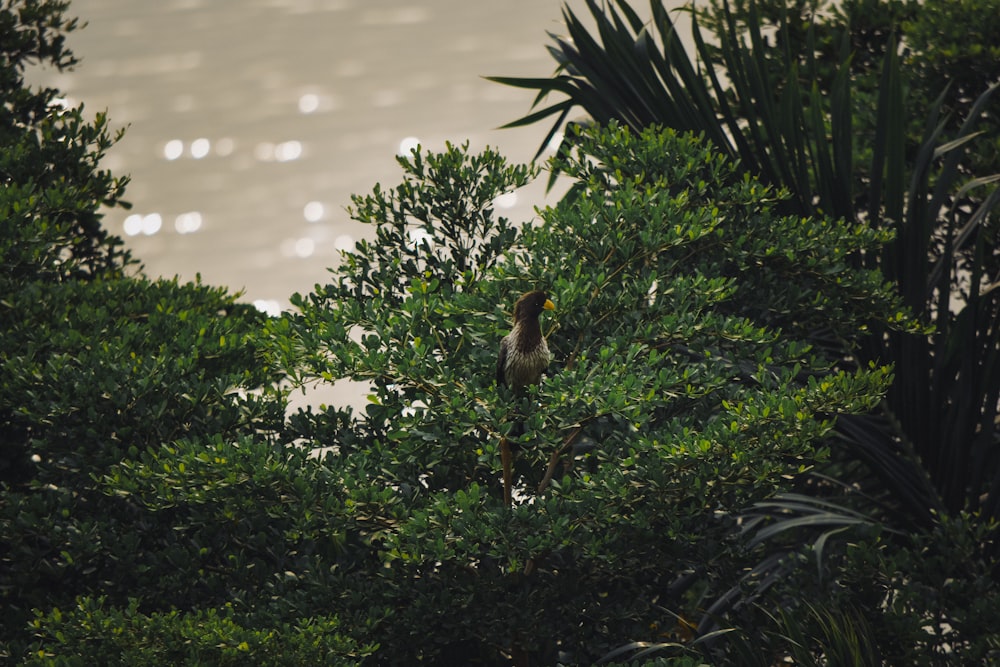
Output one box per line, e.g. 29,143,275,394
496,290,554,506
497,290,555,390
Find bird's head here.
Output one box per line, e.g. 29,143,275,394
512,290,555,323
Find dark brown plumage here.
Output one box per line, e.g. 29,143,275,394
497,290,554,507
497,290,555,390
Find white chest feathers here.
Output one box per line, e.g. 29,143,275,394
500,324,551,389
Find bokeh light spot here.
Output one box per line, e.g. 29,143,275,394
303,201,325,222
275,140,303,162
163,139,184,160
174,212,203,234
190,138,211,159
253,299,282,317
298,93,320,114
141,213,162,236
494,191,518,209
398,136,420,156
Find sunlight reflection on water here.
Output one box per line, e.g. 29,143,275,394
36,0,688,361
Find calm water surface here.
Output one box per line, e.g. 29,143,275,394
42,0,689,310
39,0,688,407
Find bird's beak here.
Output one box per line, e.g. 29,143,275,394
543,299,555,311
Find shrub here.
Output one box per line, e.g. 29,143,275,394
492,3,1000,660
0,0,132,283
0,279,288,654
904,0,1000,99
0,278,284,487
273,126,900,664
24,597,374,666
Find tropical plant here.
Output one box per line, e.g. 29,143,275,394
490,0,1000,660
903,0,1000,172
269,124,901,664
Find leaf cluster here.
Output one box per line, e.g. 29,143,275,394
903,0,1000,172
0,278,282,486
273,124,898,663
493,3,1000,660
1,0,133,284
25,597,374,666
0,278,292,654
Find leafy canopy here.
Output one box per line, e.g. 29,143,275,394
0,0,133,284
272,124,900,663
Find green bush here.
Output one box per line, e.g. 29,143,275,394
904,0,1000,176
0,278,289,651
807,513,1000,665
6,124,898,664
0,278,284,486
273,125,899,664
903,0,1000,116
6,1,983,662
492,3,1000,660
24,597,374,666
0,5,299,653
0,0,132,283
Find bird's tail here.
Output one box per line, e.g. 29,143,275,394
500,436,513,508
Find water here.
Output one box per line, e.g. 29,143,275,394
34,0,689,407
37,0,616,306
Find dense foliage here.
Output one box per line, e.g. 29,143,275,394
270,125,899,663
4,0,1000,664
494,1,1000,660
0,0,132,282
903,0,1000,171
1,2,362,662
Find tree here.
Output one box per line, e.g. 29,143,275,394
5,0,989,662
272,126,899,664
0,3,353,661
0,0,133,284
490,0,1000,661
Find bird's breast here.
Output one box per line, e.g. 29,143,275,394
502,329,550,389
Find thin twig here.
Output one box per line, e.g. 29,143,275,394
537,426,584,494
501,436,513,508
